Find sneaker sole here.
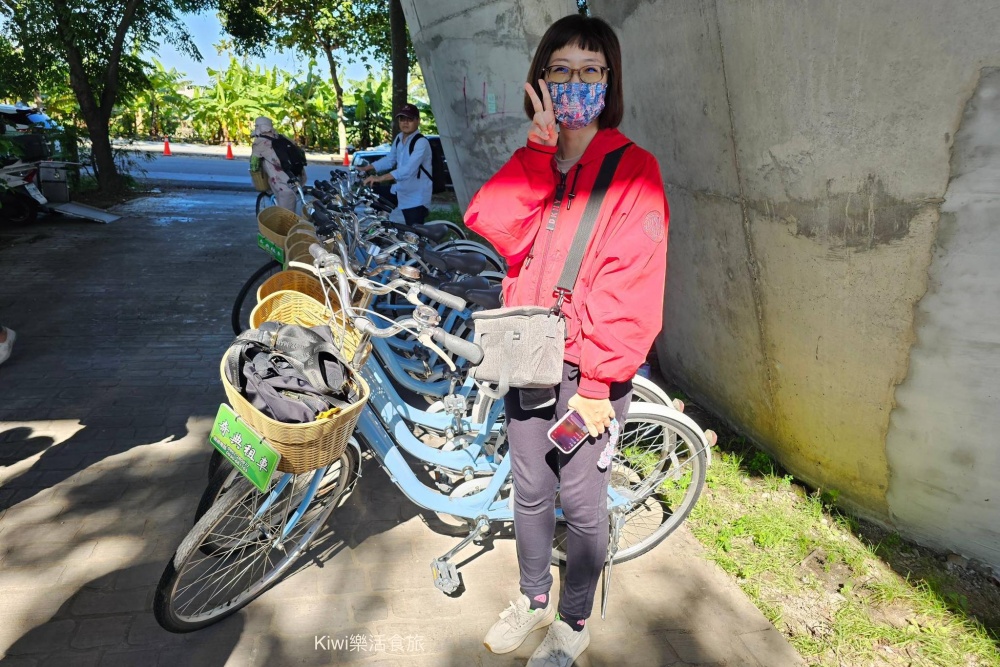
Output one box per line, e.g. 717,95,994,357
483,605,556,654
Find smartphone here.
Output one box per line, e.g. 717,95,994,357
547,409,591,455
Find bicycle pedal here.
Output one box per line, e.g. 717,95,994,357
430,558,460,594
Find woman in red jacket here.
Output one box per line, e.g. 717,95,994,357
466,14,669,667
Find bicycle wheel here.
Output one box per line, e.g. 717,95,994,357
256,191,275,216
551,404,707,565
154,464,351,633
231,260,281,334
631,374,672,407
196,442,360,525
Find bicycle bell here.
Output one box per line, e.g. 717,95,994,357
413,305,441,327
397,266,420,280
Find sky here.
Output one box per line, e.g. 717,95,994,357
153,12,376,86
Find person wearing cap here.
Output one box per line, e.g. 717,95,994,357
359,103,433,225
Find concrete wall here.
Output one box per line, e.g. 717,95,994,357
404,0,1000,567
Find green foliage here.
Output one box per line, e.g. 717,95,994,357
114,60,193,138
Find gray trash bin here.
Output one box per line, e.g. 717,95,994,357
39,161,72,203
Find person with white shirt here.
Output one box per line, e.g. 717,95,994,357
359,103,433,225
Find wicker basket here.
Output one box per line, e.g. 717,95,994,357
258,207,308,247
250,169,270,192
256,270,327,304
285,229,319,255
250,290,370,365
220,356,369,474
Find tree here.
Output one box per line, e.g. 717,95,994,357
0,0,269,191
270,0,390,157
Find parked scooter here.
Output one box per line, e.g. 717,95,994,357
0,158,47,225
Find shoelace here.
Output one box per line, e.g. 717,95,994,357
498,599,533,629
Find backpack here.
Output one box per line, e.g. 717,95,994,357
224,322,359,424
397,132,447,194
267,135,307,179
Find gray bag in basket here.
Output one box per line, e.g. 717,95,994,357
469,143,631,399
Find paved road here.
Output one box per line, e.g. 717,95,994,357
136,154,345,191
0,190,803,666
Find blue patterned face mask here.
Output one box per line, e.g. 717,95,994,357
546,82,607,130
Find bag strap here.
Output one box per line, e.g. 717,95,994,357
224,327,278,393
407,132,433,181
554,142,632,298
473,330,516,399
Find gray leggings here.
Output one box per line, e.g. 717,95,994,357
504,362,632,620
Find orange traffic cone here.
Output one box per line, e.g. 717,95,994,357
226,141,234,160
162,137,172,156
343,151,350,167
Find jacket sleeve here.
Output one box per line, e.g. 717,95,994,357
371,139,397,173
576,163,669,400
465,140,558,265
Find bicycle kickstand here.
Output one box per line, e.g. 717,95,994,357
430,516,490,594
600,508,627,619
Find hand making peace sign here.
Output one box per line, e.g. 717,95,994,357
524,79,558,147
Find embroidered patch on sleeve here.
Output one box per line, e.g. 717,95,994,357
642,211,664,242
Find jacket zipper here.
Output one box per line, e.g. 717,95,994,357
530,170,569,305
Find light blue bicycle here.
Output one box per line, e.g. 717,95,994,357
153,241,712,633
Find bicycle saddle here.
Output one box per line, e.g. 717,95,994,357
421,248,488,275
465,287,502,310
438,275,493,299
388,222,450,243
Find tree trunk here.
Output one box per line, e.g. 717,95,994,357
50,0,140,193
321,42,348,156
390,0,409,137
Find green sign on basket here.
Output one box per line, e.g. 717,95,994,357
258,233,285,264
209,404,281,492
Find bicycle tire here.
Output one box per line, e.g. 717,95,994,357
631,375,673,407
154,467,347,633
551,404,708,565
256,191,275,216
196,443,360,525
231,259,281,335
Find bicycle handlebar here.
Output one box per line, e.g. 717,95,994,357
431,328,483,365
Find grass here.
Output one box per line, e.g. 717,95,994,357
681,434,1000,666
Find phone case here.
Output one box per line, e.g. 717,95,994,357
547,409,591,454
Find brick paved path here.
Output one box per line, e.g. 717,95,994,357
0,192,803,666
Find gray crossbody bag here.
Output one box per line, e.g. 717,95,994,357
469,143,631,399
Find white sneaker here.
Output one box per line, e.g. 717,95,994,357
526,618,591,667
0,328,16,365
483,594,555,654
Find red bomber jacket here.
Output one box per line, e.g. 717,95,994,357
465,127,669,400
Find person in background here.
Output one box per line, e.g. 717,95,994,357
250,117,304,212
359,104,433,225
0,325,16,365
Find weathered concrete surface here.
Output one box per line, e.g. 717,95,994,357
405,0,1000,565
583,0,1000,565
884,69,1000,564
399,0,577,209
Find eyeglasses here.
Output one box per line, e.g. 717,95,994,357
397,116,418,122
542,65,609,84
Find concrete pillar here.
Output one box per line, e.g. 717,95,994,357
399,0,577,209
592,0,1000,566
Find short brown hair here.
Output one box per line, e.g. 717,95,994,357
523,14,624,129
